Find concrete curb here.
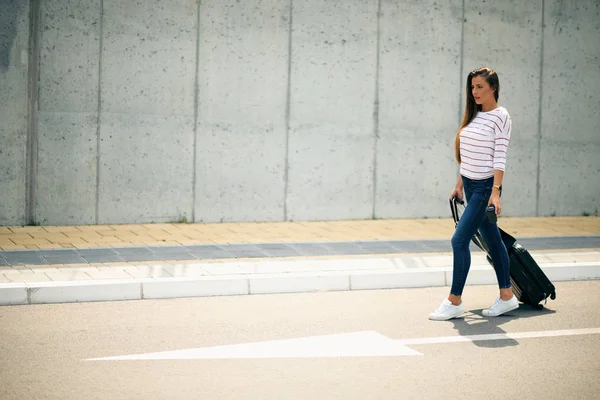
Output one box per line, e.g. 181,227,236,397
1,262,599,306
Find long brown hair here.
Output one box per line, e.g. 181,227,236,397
454,66,500,163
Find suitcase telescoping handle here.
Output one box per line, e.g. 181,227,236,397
449,197,464,226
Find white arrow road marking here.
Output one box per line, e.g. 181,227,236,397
88,331,422,360
87,328,600,361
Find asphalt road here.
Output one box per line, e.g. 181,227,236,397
1,281,599,400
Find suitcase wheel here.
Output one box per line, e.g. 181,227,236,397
550,292,556,300
535,304,544,310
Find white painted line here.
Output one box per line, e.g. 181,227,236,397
86,328,600,361
398,328,600,345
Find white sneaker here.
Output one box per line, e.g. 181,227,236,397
429,299,465,321
482,296,519,317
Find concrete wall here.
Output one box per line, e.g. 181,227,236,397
539,0,600,216
287,0,379,221
376,0,462,218
1,0,599,225
36,0,101,225
0,0,29,225
195,0,289,222
97,0,197,224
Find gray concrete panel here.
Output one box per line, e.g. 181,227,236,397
288,127,375,221
538,0,600,216
463,0,543,217
35,112,98,225
194,126,287,222
500,137,539,217
541,0,600,143
377,137,457,218
195,0,289,222
38,0,101,113
376,0,462,218
98,113,194,223
287,0,378,221
98,0,197,223
538,141,600,216
0,0,29,225
35,0,101,225
100,0,196,116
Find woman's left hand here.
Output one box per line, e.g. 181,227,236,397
488,192,502,216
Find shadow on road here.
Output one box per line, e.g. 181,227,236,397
450,304,556,348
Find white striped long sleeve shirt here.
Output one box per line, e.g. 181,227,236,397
459,106,512,180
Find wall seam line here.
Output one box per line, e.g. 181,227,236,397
191,0,201,222
283,0,293,221
535,0,545,217
456,0,465,178
371,0,382,220
458,0,465,127
26,0,41,225
95,0,104,224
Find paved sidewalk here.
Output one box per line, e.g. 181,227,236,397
2,216,600,250
1,217,599,305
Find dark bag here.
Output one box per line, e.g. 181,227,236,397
450,198,556,309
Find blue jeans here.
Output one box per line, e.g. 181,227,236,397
450,176,511,296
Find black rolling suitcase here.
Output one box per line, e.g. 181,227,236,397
450,198,556,309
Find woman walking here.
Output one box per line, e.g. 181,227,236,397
429,66,517,321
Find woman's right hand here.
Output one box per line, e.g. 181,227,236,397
450,186,464,202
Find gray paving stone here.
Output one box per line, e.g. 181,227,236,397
390,241,437,253
193,251,237,260
43,254,87,264
520,236,600,250
81,254,124,263
223,244,263,251
3,254,47,265
353,241,398,248
185,245,226,253
77,248,119,256
354,247,399,255
2,250,41,256
288,243,335,256
322,243,373,255
38,249,78,256
158,252,199,261
353,242,399,253
261,248,301,257
119,254,163,262
227,250,269,258
113,247,153,255
256,243,294,251
150,246,188,254
0,236,598,266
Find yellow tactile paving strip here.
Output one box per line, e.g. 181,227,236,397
0,216,599,251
